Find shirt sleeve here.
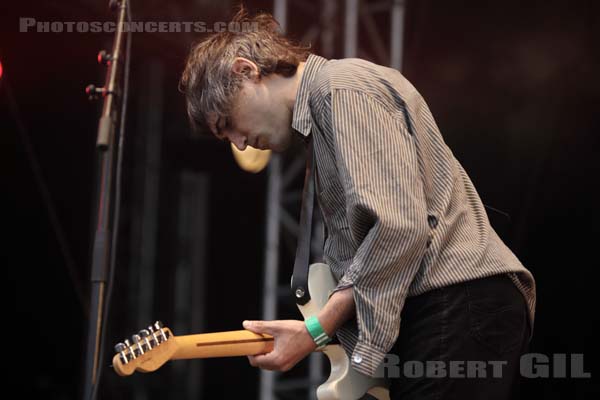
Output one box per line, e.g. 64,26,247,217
325,88,430,376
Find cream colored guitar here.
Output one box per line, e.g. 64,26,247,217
295,263,390,400
112,263,389,400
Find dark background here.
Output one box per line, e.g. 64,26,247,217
3,0,599,398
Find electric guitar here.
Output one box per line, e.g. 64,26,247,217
112,263,390,400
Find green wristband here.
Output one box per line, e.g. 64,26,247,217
305,316,332,347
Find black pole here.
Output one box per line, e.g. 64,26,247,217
82,1,128,399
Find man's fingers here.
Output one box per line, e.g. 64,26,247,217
247,352,279,371
243,320,277,335
247,353,276,365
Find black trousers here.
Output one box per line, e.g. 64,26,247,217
387,273,531,400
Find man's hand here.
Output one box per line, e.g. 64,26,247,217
243,319,317,372
243,287,355,372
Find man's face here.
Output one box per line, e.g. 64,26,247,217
208,76,294,153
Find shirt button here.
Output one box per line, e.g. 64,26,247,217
427,215,438,229
353,354,363,364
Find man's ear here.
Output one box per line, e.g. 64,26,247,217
232,57,259,81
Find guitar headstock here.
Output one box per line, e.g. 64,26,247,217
112,321,177,376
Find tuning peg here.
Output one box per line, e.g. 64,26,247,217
147,324,160,344
154,321,168,341
114,342,128,364
124,339,136,359
139,329,153,350
131,334,144,355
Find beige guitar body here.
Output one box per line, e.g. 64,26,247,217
297,263,390,400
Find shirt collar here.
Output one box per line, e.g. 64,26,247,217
291,54,328,137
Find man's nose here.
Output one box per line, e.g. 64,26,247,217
229,132,247,151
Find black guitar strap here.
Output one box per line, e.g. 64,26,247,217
291,138,317,306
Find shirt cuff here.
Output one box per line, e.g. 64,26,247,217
350,340,388,377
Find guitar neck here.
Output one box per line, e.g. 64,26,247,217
172,330,274,360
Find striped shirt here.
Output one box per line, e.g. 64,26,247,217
291,54,536,377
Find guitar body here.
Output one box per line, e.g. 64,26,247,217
296,263,390,400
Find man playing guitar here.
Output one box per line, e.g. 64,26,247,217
178,7,536,400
